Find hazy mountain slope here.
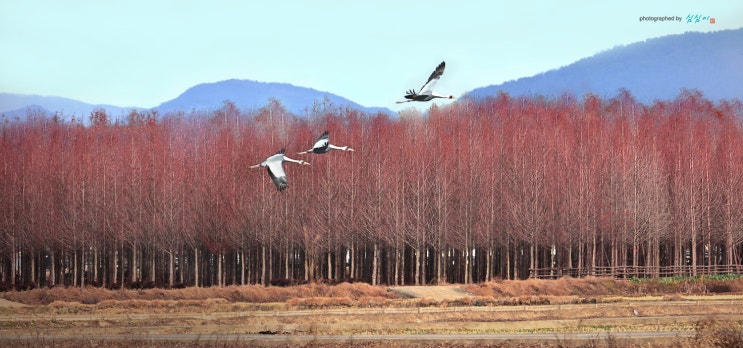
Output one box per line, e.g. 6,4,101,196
1,80,393,122
153,79,393,116
466,29,743,103
0,93,137,122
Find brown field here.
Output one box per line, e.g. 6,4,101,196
2,277,743,347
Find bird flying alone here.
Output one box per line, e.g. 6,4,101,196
298,131,354,154
396,61,454,103
250,149,310,191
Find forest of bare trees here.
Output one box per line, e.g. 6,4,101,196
2,90,743,290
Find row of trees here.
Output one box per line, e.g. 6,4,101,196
2,91,743,289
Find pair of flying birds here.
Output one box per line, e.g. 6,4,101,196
251,61,453,191
249,131,353,191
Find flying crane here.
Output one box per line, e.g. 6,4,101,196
250,149,310,191
297,131,354,154
396,61,454,103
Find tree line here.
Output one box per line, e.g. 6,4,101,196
1,91,742,290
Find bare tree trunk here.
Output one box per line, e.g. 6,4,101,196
727,230,734,273
371,243,378,286
547,246,554,278
80,244,85,287
10,241,16,288
464,243,470,284
120,244,125,287
112,249,117,287
168,251,174,287
73,249,78,287
304,250,310,281
513,244,519,280
414,247,420,285
422,247,428,284
150,248,156,283
350,244,355,280
327,251,333,280
29,250,35,286
578,240,584,277
130,243,137,284
486,246,492,282
194,246,199,287
506,239,511,280
284,245,290,281
261,245,266,286
436,248,443,284
49,249,56,287
93,248,99,286
675,229,683,276
443,250,449,283
393,246,400,285
217,251,223,287
242,249,247,285
691,231,697,276
268,247,273,285
180,249,186,285
529,242,535,279
591,231,597,276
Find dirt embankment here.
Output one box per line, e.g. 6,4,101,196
388,285,473,300
0,298,27,308
4,276,743,306
2,278,743,347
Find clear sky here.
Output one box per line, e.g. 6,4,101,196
2,1,742,112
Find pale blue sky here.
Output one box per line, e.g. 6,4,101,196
1,1,741,112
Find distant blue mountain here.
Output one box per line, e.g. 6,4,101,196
0,104,51,123
0,93,140,123
5,28,740,123
466,28,743,103
154,79,394,116
0,80,394,123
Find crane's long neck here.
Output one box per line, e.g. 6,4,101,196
431,93,453,99
328,144,349,151
283,156,304,164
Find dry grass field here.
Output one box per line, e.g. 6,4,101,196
1,277,743,347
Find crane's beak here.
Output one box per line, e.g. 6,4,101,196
302,161,311,166
249,164,260,169
347,148,355,152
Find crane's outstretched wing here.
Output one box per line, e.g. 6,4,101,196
312,131,330,153
267,166,288,191
417,61,445,96
266,149,289,191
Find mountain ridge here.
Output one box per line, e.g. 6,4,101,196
3,29,741,123
0,93,141,122
465,28,743,103
153,79,393,116
0,80,394,123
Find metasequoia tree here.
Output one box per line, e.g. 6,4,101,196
714,114,743,270
2,91,743,289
